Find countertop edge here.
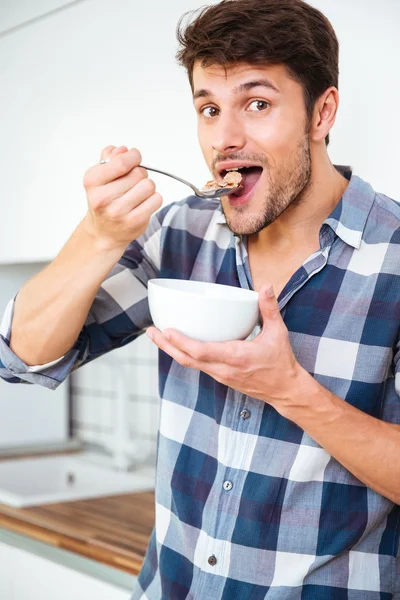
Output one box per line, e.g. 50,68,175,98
0,526,137,591
0,509,147,575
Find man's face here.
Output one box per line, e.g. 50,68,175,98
192,62,312,236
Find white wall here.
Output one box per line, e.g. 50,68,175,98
0,0,76,34
0,0,399,263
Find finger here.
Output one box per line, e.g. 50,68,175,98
124,191,163,227
259,284,281,322
146,327,199,370
146,327,233,383
94,165,149,206
106,177,157,217
158,327,240,365
100,145,128,162
89,147,142,187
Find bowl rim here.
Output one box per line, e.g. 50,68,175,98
148,278,259,302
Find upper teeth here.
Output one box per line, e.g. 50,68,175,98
226,167,241,172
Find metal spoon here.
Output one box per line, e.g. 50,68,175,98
99,159,240,198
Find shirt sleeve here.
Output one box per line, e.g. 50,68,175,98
0,204,170,390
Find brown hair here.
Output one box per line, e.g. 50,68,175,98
175,0,339,146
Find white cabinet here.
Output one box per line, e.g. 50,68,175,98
0,539,13,598
0,539,134,600
0,263,69,448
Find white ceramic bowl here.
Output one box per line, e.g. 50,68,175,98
148,278,260,342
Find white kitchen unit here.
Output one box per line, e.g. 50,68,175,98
0,453,155,507
0,263,69,449
0,530,136,600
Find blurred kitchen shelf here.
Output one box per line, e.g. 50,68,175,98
0,438,83,459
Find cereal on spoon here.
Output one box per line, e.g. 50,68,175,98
202,170,242,191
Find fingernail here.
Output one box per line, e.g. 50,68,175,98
266,285,274,298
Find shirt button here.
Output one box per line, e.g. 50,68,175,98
208,555,217,566
240,408,251,420
223,480,233,491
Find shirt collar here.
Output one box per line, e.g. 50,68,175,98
322,165,376,249
216,165,376,250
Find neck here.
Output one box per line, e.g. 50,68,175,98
249,150,349,254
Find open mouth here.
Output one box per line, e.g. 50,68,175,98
220,166,263,198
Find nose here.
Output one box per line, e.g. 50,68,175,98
211,111,246,154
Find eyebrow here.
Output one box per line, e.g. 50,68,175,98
193,78,280,101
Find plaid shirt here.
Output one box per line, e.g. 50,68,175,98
1,166,400,599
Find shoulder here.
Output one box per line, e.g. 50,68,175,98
367,189,400,247
353,174,400,243
373,191,400,225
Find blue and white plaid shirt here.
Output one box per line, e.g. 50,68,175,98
1,166,400,599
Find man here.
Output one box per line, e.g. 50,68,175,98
1,0,400,597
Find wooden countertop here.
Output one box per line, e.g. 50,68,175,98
0,450,155,576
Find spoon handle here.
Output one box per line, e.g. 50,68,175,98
140,164,198,194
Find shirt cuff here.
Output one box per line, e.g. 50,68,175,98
0,295,84,389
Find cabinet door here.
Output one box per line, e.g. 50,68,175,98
10,545,132,600
0,541,14,598
0,263,68,448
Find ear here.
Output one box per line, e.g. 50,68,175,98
310,86,339,143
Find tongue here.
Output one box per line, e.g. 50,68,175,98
233,167,263,197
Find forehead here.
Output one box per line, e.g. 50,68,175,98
192,61,296,95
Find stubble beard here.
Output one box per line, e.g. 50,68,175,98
222,136,312,236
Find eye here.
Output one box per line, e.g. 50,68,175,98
200,106,219,118
248,100,270,112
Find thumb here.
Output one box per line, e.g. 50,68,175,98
259,284,281,324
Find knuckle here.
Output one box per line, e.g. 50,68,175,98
180,356,194,369
192,348,205,362
90,192,108,212
129,167,148,188
101,145,116,158
142,178,156,195
148,192,163,209
230,345,244,366
220,365,233,381
83,169,95,189
105,204,121,220
90,198,103,212
115,153,131,172
134,166,148,180
130,147,142,164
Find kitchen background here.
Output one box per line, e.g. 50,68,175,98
0,1,399,597
1,0,399,464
